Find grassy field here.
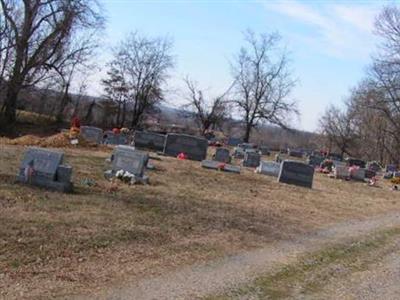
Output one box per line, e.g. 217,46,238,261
0,143,399,299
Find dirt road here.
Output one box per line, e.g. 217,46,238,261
77,212,400,300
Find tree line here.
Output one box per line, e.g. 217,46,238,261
319,5,400,164
0,0,298,142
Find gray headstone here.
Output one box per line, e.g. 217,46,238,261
134,131,166,152
243,152,261,168
80,126,103,144
201,160,240,173
19,147,63,180
163,133,208,161
257,161,281,177
17,147,73,192
111,145,148,177
288,149,303,158
351,168,365,181
334,166,350,179
214,148,231,163
227,137,242,146
278,160,314,188
259,146,270,155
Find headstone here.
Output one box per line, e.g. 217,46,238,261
386,164,397,173
163,133,208,161
111,145,148,177
278,160,314,188
243,151,261,168
17,147,73,192
347,159,366,169
334,166,350,179
259,146,270,155
80,126,103,144
288,149,303,158
214,148,231,163
351,168,366,181
307,155,324,167
201,160,241,173
367,161,382,173
256,161,281,177
227,137,242,146
103,130,117,144
134,131,166,152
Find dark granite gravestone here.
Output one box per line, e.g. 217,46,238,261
227,137,242,146
347,158,366,169
201,160,241,173
134,131,166,152
214,148,231,163
307,155,324,167
257,161,281,177
278,160,314,188
243,151,261,168
80,126,103,144
288,149,303,158
17,147,73,192
163,133,208,161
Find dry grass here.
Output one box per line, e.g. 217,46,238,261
0,144,399,299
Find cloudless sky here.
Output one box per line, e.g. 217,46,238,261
94,0,391,132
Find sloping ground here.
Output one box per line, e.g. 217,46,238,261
0,144,399,299
89,213,400,300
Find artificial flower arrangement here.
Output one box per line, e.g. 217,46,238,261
115,169,135,184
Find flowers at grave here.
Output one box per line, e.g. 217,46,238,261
116,169,135,183
177,152,187,160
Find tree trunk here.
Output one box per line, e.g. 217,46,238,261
4,84,19,124
56,84,70,123
121,101,126,127
243,123,252,143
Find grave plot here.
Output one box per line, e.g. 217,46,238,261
201,160,241,173
163,133,208,161
278,160,314,188
17,147,73,192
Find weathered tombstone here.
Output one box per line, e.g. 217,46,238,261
17,147,73,192
278,160,314,188
367,161,382,173
334,165,350,179
243,151,261,168
80,126,103,144
307,155,324,167
111,145,148,177
347,158,366,169
201,160,241,173
351,168,366,181
103,130,117,144
163,133,208,161
214,148,231,163
256,161,281,177
387,164,397,173
134,131,166,152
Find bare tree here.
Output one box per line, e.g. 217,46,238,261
231,30,297,142
183,77,230,136
0,0,104,125
104,32,174,129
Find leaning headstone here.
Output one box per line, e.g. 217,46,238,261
80,126,103,144
134,131,166,152
201,160,241,174
214,148,231,163
243,151,261,168
17,147,73,192
278,160,314,188
256,161,281,177
163,133,208,161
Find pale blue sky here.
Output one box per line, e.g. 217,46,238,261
95,0,391,131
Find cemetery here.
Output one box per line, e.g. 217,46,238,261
1,131,400,298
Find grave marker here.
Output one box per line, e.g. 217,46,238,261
80,126,103,144
134,131,166,152
243,151,261,168
257,161,281,177
163,133,208,161
278,160,314,188
17,147,73,192
214,148,231,163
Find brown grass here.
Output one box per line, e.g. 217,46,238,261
0,144,399,299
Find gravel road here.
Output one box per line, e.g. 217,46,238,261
76,213,400,300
